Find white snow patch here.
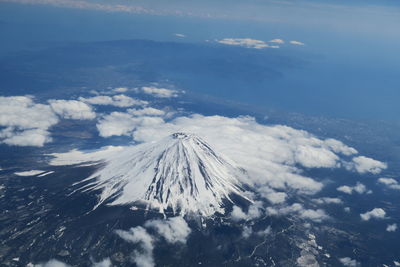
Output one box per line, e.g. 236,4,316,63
14,170,46,176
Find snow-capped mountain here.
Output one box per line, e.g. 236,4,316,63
72,133,250,216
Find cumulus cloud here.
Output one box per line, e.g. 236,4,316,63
349,156,387,174
136,87,179,98
230,201,263,222
337,182,368,195
217,38,278,49
241,225,253,239
49,99,96,120
92,258,112,267
28,258,111,267
256,226,271,236
0,128,52,147
386,223,397,232
116,217,190,267
313,197,343,205
27,259,71,267
230,205,247,221
96,112,164,137
258,187,287,204
269,38,284,44
113,87,128,93
144,217,191,244
79,94,147,107
267,203,329,223
128,108,166,117
339,257,359,267
378,177,400,190
0,96,59,146
297,253,318,267
296,235,320,267
300,208,329,223
116,226,154,267
360,208,386,221
290,40,305,46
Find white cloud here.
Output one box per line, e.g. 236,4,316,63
27,259,71,267
49,99,96,120
115,226,154,267
297,253,318,267
144,217,191,244
230,205,247,221
0,96,59,146
116,217,190,267
242,225,253,239
230,201,263,222
138,87,179,98
300,208,329,223
258,187,287,204
269,38,284,44
49,145,124,166
79,94,148,107
217,38,276,49
92,258,112,267
386,223,397,232
294,145,340,168
14,170,45,176
350,156,387,174
96,112,164,137
28,257,110,266
290,40,305,46
337,182,367,195
360,208,386,221
256,226,271,236
267,203,329,223
128,108,166,117
0,128,52,147
174,33,185,38
313,197,343,205
339,257,359,267
96,112,138,137
113,87,128,93
378,177,400,190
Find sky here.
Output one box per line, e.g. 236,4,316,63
0,0,399,121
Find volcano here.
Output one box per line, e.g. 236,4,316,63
62,133,250,216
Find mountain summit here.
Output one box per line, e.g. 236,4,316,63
76,132,249,216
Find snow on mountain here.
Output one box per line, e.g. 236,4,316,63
52,133,250,216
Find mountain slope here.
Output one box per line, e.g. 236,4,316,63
73,133,249,216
